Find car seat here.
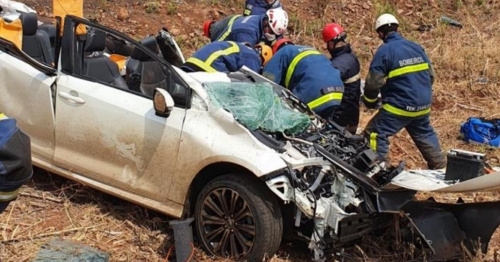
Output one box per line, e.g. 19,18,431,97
126,36,162,94
19,13,53,65
82,28,129,90
38,23,56,55
140,56,168,98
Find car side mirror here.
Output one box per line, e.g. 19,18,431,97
153,88,175,118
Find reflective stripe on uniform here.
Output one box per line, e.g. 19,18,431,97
185,57,217,72
344,73,360,84
0,188,20,202
388,63,429,78
363,95,378,103
369,132,377,151
185,42,240,72
307,92,343,110
244,4,253,16
382,103,430,117
285,50,322,88
217,15,242,41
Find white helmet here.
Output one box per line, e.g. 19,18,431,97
375,13,399,31
266,8,288,35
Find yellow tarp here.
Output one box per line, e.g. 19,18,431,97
0,17,22,49
53,0,86,35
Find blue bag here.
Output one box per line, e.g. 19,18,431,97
460,117,500,147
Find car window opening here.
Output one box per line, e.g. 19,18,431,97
76,24,190,107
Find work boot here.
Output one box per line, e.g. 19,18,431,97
427,156,447,170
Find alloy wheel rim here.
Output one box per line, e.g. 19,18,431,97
198,187,256,259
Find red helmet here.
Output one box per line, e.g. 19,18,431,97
322,23,346,43
203,20,214,38
272,38,293,54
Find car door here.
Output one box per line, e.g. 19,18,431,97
0,36,57,163
53,16,190,204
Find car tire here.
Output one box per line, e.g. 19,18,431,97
194,174,283,261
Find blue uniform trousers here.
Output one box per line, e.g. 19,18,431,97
364,109,446,169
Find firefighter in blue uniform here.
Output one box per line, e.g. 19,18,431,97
362,13,446,169
243,0,282,16
262,39,344,119
181,41,272,73
202,8,288,47
322,23,361,134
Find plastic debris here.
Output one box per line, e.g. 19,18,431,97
441,16,463,28
205,81,311,135
475,77,488,84
169,218,195,262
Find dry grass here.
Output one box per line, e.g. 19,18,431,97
2,0,500,261
1,169,173,261
0,169,301,261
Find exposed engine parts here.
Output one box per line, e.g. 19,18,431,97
265,120,500,262
234,68,500,262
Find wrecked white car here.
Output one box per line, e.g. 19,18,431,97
3,10,500,262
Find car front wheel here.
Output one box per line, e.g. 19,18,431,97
194,174,283,261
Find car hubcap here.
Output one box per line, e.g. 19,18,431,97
199,188,256,259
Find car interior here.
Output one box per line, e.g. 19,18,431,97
126,36,163,93
0,10,189,105
0,10,56,66
77,27,187,101
81,28,129,90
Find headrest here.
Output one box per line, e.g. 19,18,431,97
20,13,38,35
84,28,106,53
130,36,159,62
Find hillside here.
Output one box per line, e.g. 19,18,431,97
2,0,500,261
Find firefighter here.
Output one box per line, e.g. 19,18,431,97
202,8,288,47
262,39,344,119
243,0,282,16
181,41,272,73
322,23,361,134
362,13,446,169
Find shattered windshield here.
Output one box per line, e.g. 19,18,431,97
204,82,311,135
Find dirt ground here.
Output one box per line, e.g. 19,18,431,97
2,0,500,261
